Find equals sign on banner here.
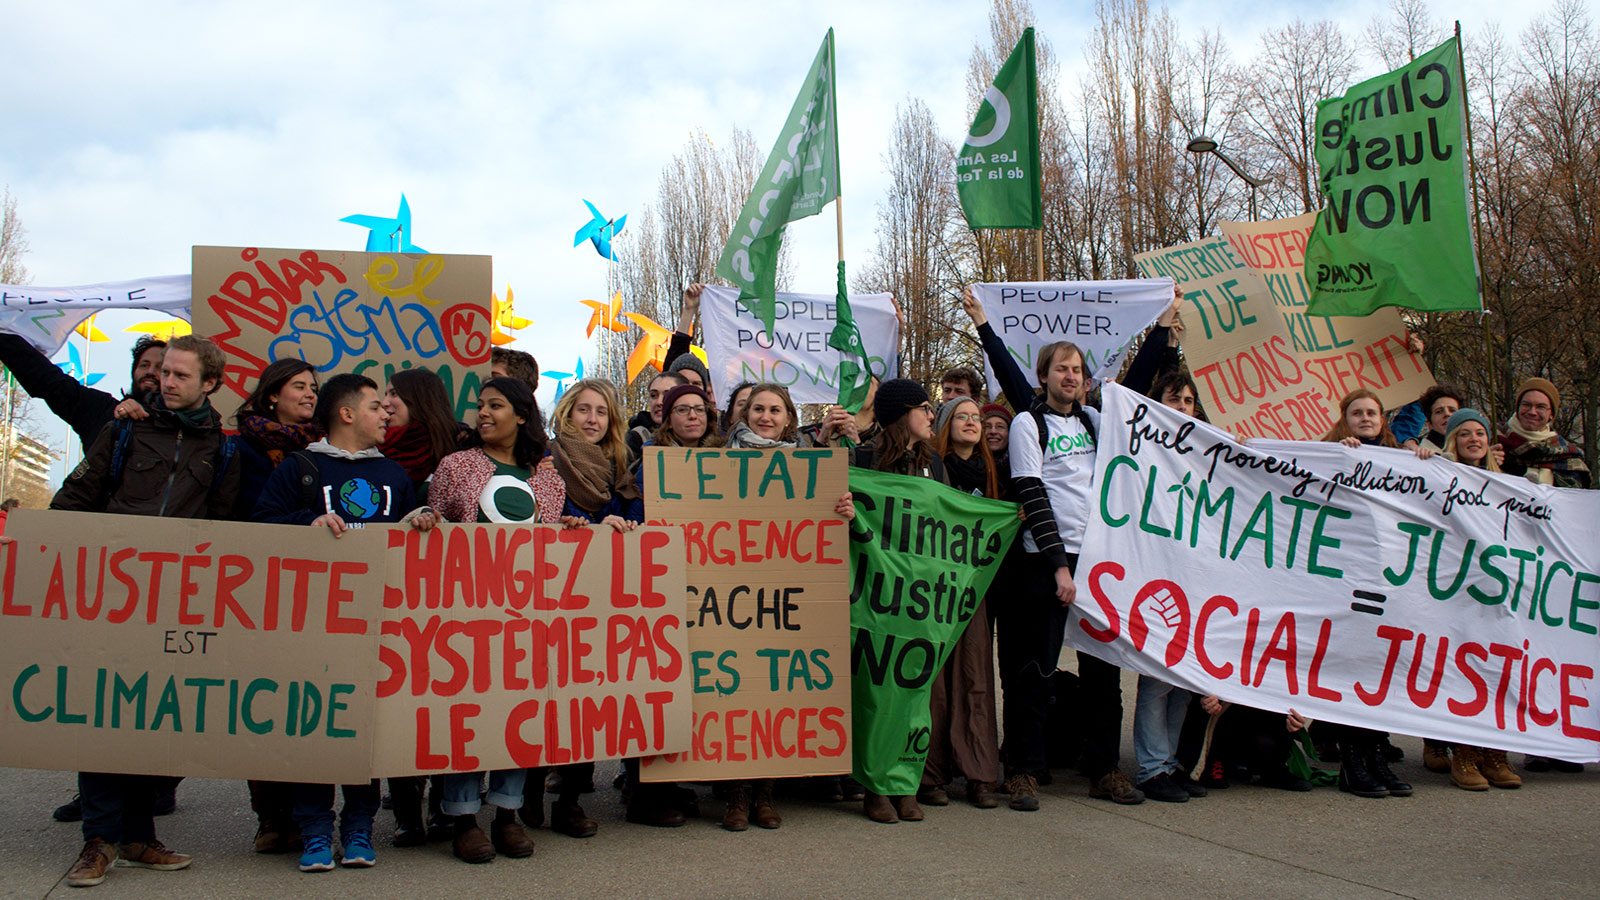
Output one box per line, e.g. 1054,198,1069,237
1351,590,1387,616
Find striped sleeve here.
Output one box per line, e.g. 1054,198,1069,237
1015,475,1072,569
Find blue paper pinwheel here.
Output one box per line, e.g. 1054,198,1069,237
341,194,428,253
573,200,626,261
58,342,105,386
540,357,586,401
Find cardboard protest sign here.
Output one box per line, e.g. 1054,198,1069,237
0,511,384,783
191,247,492,420
969,279,1171,400
639,447,852,782
1072,384,1600,760
846,469,1019,795
699,285,899,404
1135,214,1433,441
1220,216,1432,415
0,275,190,357
372,524,691,776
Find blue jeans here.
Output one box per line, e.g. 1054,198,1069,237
79,772,159,844
291,780,380,838
442,769,527,815
1134,675,1190,783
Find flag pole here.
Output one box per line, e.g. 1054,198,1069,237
1455,20,1497,423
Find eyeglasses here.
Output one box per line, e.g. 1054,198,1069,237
952,413,983,423
1519,401,1551,413
917,403,935,416
672,405,709,418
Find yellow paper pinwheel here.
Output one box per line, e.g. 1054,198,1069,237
74,315,109,342
124,320,192,341
580,291,629,337
621,311,707,385
491,286,533,346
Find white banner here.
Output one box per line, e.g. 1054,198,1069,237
699,285,899,404
1071,383,1600,760
971,279,1171,399
0,276,191,356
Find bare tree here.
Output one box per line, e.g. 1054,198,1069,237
1,188,28,285
615,128,771,406
1233,20,1358,215
855,99,972,384
1365,0,1450,68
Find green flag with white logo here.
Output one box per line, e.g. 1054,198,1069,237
1304,36,1480,317
716,30,840,339
957,27,1041,229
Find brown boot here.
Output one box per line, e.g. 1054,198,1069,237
1422,742,1451,773
1450,746,1490,791
965,781,1000,809
892,795,924,822
751,780,782,829
862,792,898,824
452,816,496,863
1477,748,1523,788
552,799,600,837
721,783,751,832
66,838,116,887
491,817,534,859
916,784,950,806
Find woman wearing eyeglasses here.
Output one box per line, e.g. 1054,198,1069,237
914,396,1003,811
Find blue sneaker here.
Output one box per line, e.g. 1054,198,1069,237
298,834,334,872
340,829,376,868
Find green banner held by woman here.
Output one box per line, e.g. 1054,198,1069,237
847,468,1020,795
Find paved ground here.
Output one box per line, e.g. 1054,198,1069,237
3,671,1597,900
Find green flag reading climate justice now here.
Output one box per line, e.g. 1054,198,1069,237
1304,36,1480,317
847,469,1020,795
716,30,840,339
957,26,1041,229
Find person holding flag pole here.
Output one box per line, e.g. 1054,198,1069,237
714,28,872,419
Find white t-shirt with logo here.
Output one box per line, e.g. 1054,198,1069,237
1009,405,1100,554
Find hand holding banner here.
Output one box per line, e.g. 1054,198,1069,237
969,279,1172,399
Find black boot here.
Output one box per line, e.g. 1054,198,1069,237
390,776,427,846
1367,742,1413,796
1337,740,1389,798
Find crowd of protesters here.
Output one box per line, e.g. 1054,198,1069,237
0,278,1588,887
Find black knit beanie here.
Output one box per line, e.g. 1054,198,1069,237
874,378,929,428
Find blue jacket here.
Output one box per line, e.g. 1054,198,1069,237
252,440,418,526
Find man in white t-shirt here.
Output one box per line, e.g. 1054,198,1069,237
1000,341,1144,810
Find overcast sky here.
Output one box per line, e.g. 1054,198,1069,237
1,0,1551,483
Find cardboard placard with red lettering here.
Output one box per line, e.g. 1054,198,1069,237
1072,385,1600,760
0,511,384,783
639,447,852,781
372,524,691,776
191,246,493,421
1218,215,1433,415
1135,215,1433,441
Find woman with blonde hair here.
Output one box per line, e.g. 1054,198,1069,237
1430,408,1525,790
1320,389,1410,799
725,382,802,448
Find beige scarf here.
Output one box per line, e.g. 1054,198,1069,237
551,433,638,513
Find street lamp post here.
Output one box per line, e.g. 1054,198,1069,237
1186,135,1269,222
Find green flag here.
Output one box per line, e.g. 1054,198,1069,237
1304,36,1480,317
716,30,840,339
828,260,871,414
847,469,1021,795
957,26,1041,229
